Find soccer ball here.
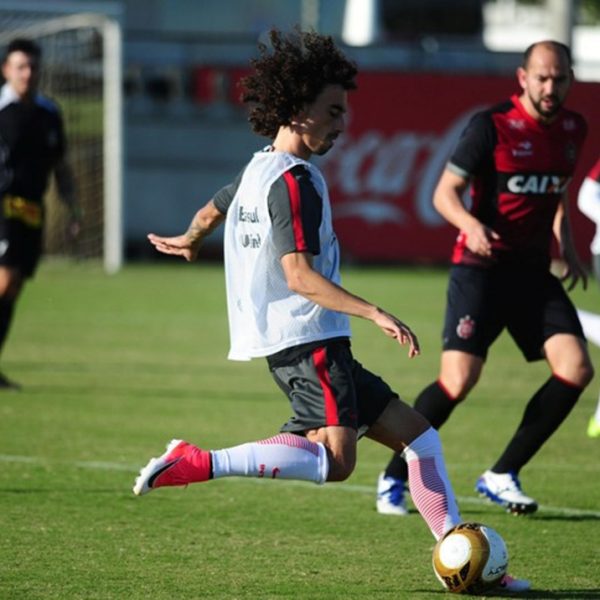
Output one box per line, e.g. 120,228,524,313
432,522,508,594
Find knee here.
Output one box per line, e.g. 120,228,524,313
579,362,595,388
558,357,595,389
439,353,483,401
440,370,480,401
0,272,23,299
326,451,356,482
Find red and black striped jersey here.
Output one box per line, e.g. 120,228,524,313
448,94,587,267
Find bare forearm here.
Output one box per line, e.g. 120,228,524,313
433,170,476,231
280,252,419,355
287,265,378,321
185,200,225,245
434,189,477,232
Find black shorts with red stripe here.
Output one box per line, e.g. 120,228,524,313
268,338,397,436
442,264,585,361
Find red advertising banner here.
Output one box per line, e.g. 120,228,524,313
320,72,600,264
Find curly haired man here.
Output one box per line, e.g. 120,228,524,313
133,29,527,592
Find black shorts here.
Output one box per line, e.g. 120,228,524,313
0,217,43,278
269,340,397,437
442,264,585,362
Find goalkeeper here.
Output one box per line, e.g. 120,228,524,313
0,38,81,388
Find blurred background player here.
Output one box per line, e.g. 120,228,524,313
0,38,81,388
133,31,529,590
577,157,600,438
376,40,593,517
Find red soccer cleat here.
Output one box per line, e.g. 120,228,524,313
133,439,211,496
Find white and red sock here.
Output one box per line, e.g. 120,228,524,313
211,433,329,484
402,427,462,540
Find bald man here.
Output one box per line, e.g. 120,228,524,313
377,41,593,517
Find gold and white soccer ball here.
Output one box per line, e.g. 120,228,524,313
432,522,508,594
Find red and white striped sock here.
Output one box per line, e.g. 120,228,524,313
402,427,462,540
211,433,329,484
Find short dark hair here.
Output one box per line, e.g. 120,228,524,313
3,38,42,64
522,40,572,69
241,28,357,138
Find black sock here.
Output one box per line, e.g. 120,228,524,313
383,450,409,481
0,297,15,356
414,380,459,429
492,375,583,473
384,381,459,481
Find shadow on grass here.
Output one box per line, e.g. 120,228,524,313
530,513,600,522
0,487,133,495
411,588,600,599
411,507,600,522
496,591,600,599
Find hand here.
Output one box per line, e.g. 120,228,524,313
372,308,420,358
559,250,588,291
147,232,201,262
464,220,500,257
67,216,81,240
66,204,83,240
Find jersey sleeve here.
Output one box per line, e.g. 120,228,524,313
212,168,244,214
268,165,322,259
447,110,496,178
39,95,67,162
55,110,67,160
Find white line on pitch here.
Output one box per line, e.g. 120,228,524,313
0,453,599,519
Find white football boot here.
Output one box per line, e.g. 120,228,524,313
376,472,409,516
476,470,538,515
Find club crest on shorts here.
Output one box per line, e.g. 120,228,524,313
456,315,475,339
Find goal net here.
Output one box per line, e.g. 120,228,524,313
0,4,123,272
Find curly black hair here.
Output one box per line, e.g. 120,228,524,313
241,28,357,139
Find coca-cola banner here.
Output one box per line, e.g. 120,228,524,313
320,72,600,263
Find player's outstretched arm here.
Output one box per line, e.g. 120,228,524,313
148,200,225,262
281,251,420,357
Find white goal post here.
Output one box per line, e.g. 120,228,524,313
0,3,124,273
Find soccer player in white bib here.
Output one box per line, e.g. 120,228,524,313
134,28,528,592
577,157,600,437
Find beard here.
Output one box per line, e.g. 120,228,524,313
530,93,562,120
311,137,336,156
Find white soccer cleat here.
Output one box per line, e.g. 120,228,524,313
376,472,409,516
475,470,538,515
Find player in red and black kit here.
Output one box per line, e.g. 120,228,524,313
376,41,594,516
0,39,81,388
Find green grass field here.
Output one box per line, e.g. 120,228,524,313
1,261,599,599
